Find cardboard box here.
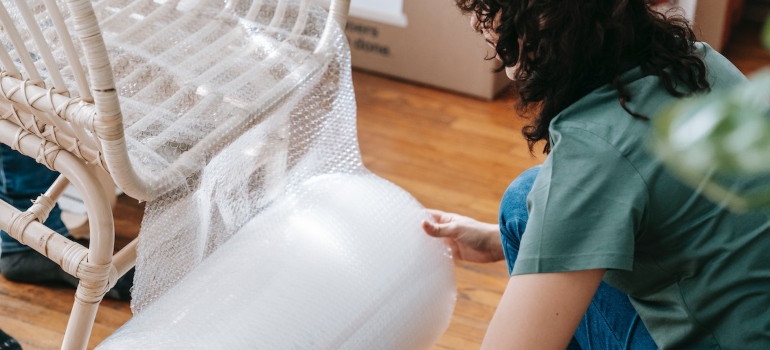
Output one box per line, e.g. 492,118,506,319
343,0,510,100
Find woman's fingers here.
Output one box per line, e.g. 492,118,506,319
423,209,451,238
425,208,449,222
422,219,457,238
422,220,442,237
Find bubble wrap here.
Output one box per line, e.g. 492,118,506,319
99,173,456,349
1,0,456,347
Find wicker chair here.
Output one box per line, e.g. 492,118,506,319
0,0,350,348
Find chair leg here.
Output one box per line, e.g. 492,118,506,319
55,154,118,350
0,124,127,349
62,297,100,350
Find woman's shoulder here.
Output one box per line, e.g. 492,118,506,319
551,42,748,145
548,87,649,155
696,41,749,90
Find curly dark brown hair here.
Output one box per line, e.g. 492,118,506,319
456,0,709,153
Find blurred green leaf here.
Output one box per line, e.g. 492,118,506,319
763,15,770,50
652,70,770,211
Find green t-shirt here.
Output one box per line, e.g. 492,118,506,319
512,43,770,349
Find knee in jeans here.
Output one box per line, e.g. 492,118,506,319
499,167,540,222
498,166,541,244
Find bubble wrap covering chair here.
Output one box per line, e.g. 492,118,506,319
0,0,456,348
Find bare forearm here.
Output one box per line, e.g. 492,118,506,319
481,269,605,350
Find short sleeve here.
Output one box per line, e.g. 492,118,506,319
511,126,648,275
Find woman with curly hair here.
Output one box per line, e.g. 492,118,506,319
423,0,769,349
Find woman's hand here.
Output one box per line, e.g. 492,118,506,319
422,209,505,263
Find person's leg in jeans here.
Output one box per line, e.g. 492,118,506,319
0,144,77,284
498,166,658,350
0,144,133,300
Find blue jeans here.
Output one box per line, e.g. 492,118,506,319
499,166,658,350
0,144,70,253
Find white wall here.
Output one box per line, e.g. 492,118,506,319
312,0,408,27
656,0,697,22
351,0,407,27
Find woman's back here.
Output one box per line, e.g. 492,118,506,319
516,42,770,348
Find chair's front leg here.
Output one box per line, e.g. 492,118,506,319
55,153,116,350
0,121,119,350
62,295,101,350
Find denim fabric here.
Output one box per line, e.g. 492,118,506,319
0,144,70,253
499,166,658,350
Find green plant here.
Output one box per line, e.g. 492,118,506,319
652,23,770,212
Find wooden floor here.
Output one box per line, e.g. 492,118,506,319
1,21,769,350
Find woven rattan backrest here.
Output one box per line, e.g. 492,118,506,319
0,0,108,172
0,0,351,201
0,0,87,97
